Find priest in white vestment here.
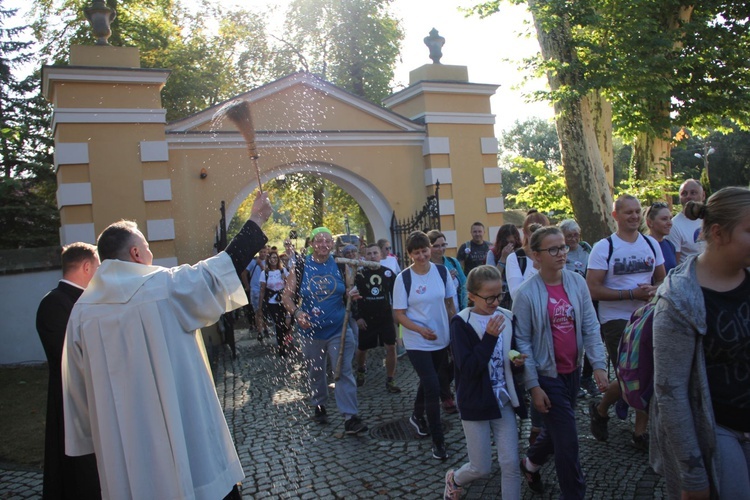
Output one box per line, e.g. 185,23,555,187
62,192,271,500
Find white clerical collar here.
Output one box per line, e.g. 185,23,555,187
60,279,85,291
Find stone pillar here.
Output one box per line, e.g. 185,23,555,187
42,46,177,266
383,64,502,253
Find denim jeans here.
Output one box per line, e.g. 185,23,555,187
527,371,585,500
407,347,449,443
715,424,750,499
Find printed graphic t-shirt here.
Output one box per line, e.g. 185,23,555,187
259,268,288,304
299,256,345,341
546,283,578,374
393,263,456,351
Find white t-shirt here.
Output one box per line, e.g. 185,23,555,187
393,263,456,351
380,255,401,274
506,251,538,301
259,268,289,304
666,212,705,265
588,233,665,323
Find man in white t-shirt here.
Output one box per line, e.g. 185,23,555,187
666,178,706,265
586,194,666,450
241,246,268,338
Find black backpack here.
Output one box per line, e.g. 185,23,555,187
401,264,448,299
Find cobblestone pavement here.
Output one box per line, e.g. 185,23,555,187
1,326,665,499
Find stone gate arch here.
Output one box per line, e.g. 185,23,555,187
43,44,505,270
226,161,393,241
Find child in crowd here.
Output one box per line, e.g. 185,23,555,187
444,265,527,499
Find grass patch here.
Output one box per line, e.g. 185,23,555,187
0,365,47,468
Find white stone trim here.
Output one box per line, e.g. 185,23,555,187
439,199,455,216
481,137,499,155
442,230,458,249
166,132,425,150
483,167,503,184
52,108,167,130
42,66,170,99
57,183,92,208
424,168,452,186
383,82,499,108
422,137,450,156
146,219,175,241
153,257,179,268
54,143,89,170
486,197,505,213
143,179,172,202
140,141,169,162
60,223,96,245
412,112,496,125
488,225,501,243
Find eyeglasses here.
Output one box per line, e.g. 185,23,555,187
472,292,504,305
537,244,570,256
384,246,391,251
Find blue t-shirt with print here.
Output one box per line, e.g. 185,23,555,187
299,255,346,340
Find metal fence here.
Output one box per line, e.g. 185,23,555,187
389,181,441,271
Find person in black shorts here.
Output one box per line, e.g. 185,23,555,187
353,243,401,393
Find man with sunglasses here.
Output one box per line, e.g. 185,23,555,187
586,194,666,451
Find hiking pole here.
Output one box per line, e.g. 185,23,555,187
222,100,263,193
333,258,379,381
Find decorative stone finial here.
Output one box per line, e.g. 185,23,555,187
424,28,445,64
84,0,117,46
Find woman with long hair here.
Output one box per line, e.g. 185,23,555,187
651,187,750,499
645,202,678,274
506,211,550,301
486,224,522,310
259,251,291,357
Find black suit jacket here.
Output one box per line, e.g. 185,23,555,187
36,281,100,500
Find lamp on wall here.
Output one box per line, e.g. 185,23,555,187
200,168,208,179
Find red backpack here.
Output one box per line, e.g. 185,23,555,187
615,297,658,411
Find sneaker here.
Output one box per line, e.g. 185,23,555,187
580,376,600,397
444,470,462,500
632,432,649,452
615,398,629,420
442,398,458,414
313,405,328,424
409,414,430,437
589,401,609,441
356,370,366,387
432,441,448,460
520,458,544,493
344,415,368,435
385,379,402,393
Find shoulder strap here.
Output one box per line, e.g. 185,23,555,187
640,233,656,258
264,268,269,281
436,263,448,286
403,268,412,300
606,236,614,267
515,248,527,275
293,256,306,304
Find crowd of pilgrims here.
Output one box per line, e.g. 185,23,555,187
242,181,749,500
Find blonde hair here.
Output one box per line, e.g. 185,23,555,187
685,186,750,243
465,265,502,294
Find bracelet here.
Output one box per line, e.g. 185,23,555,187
628,289,634,300
292,308,302,318
618,289,623,300
498,261,506,268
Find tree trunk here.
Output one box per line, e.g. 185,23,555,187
528,0,615,243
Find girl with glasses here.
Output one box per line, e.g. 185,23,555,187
443,265,527,499
645,202,678,274
513,226,608,497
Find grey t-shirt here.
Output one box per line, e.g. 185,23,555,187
565,245,590,277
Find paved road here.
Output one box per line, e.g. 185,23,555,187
1,326,666,499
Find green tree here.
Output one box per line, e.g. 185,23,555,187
0,2,58,248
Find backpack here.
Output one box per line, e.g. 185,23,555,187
402,264,448,299
615,296,658,411
605,234,656,266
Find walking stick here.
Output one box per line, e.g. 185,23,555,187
333,258,380,381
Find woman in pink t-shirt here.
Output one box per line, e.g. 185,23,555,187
513,226,608,497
